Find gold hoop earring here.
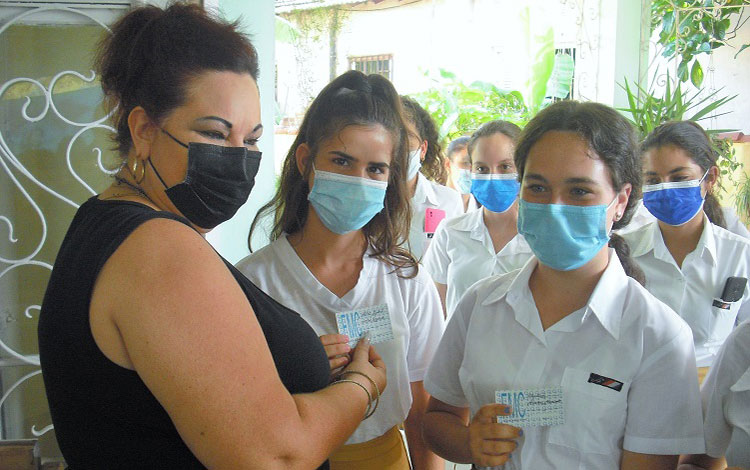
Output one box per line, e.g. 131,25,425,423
130,158,146,184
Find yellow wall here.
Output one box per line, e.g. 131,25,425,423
718,142,750,224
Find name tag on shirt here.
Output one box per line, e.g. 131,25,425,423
336,304,394,347
424,208,446,235
495,387,565,427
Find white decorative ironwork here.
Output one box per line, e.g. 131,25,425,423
0,4,120,441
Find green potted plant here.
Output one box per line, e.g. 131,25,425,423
619,70,740,189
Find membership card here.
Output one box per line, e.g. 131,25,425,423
335,304,394,347
494,386,565,427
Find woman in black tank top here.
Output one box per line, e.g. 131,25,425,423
37,4,386,469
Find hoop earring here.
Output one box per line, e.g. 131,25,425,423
130,158,146,184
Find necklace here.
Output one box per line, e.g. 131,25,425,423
101,176,154,204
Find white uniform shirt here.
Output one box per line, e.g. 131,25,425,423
424,251,705,469
422,209,533,316
621,200,750,239
701,319,750,467
409,173,464,259
236,236,445,444
466,194,481,213
621,216,750,367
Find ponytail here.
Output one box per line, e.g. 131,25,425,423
609,233,646,286
401,96,448,184
703,192,727,229
250,70,417,276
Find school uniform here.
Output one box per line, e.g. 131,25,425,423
409,173,464,259
422,209,533,317
621,200,750,239
701,319,750,467
424,251,705,469
235,236,445,446
465,194,481,213
621,216,750,367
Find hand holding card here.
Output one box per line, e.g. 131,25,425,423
335,304,394,347
495,387,565,427
468,403,521,468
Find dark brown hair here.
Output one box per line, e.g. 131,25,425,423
95,3,259,157
515,100,645,285
641,120,726,229
467,120,522,162
250,70,417,275
446,136,470,161
401,96,448,184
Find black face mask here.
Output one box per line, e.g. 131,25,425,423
150,129,262,229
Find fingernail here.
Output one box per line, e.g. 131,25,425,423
344,345,351,352
362,331,371,342
518,429,523,436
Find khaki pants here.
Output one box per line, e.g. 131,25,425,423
698,366,710,385
329,425,411,470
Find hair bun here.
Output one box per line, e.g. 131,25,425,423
94,3,258,155
96,6,161,101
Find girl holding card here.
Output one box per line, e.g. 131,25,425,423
422,120,534,319
422,100,705,469
236,71,444,470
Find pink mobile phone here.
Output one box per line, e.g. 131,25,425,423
424,208,446,234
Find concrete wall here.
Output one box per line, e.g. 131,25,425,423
277,0,647,117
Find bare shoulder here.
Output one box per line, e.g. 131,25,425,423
90,217,313,468
100,215,252,332
91,216,254,367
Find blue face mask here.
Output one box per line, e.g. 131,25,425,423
407,149,422,180
517,198,615,271
471,173,520,213
642,171,707,226
307,166,388,235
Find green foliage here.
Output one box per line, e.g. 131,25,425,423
619,70,737,138
619,70,740,196
527,27,556,112
734,172,750,222
413,69,530,141
546,53,575,101
283,6,345,42
652,0,750,87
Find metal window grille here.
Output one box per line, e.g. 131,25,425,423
349,54,393,80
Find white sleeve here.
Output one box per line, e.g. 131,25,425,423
722,206,750,239
622,322,706,455
733,250,750,325
446,189,464,219
737,296,750,325
235,253,263,286
423,287,476,408
422,220,451,284
405,271,446,382
701,321,750,458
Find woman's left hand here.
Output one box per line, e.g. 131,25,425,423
320,334,351,377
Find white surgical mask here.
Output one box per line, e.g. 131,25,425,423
407,148,422,180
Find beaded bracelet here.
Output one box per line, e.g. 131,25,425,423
334,379,373,419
